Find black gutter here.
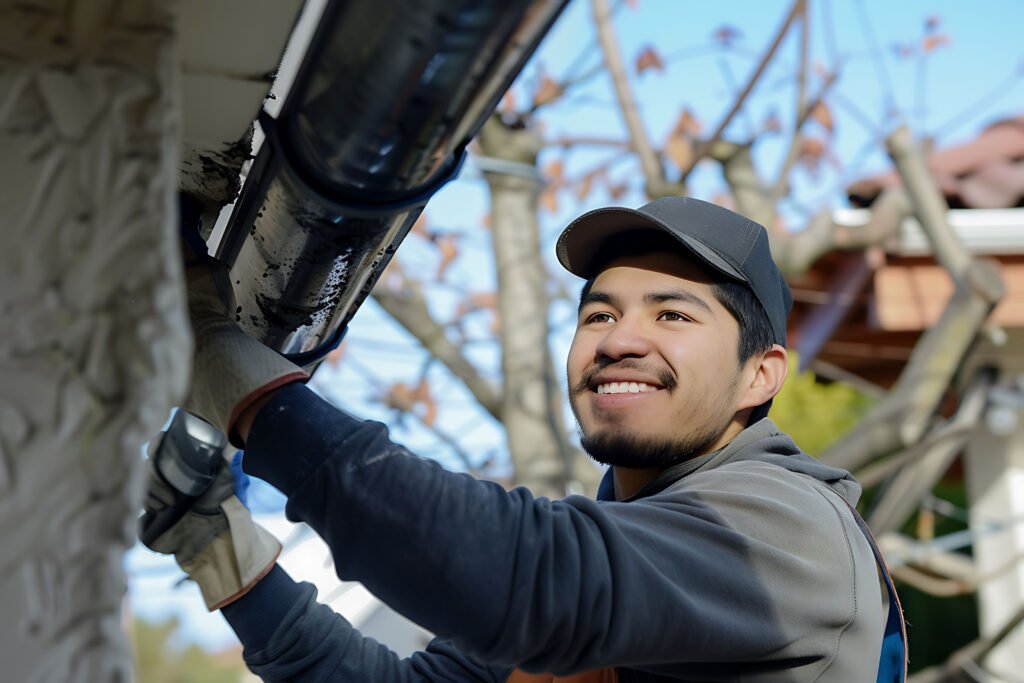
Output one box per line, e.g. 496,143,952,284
214,0,569,364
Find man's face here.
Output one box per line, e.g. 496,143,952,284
567,250,748,469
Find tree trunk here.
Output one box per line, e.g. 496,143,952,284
480,115,592,498
0,3,187,680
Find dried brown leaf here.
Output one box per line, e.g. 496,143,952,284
799,137,826,160
797,137,828,175
922,33,950,53
435,234,459,281
379,258,406,291
711,193,735,211
411,212,429,238
420,399,437,427
540,185,559,213
325,341,347,368
471,291,498,310
384,383,416,413
711,24,742,47
413,380,437,427
544,159,565,183
457,291,498,316
384,381,438,426
670,107,702,138
635,46,664,75
532,75,565,108
891,43,915,60
576,174,594,201
608,182,628,200
811,100,834,135
664,108,700,171
665,135,693,172
500,91,517,113
762,110,782,134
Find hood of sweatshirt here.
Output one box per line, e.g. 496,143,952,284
597,418,862,506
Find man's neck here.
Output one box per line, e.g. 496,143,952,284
609,418,754,500
612,466,662,500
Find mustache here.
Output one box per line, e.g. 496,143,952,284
571,359,677,397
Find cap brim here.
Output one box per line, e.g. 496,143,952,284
556,206,746,282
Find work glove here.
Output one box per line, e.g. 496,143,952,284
183,240,308,444
140,433,281,611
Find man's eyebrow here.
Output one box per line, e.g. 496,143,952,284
645,289,714,314
578,290,618,313
578,288,713,315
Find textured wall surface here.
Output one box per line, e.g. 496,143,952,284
0,2,188,680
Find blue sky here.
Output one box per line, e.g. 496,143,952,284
130,0,1024,651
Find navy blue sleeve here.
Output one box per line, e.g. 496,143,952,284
221,564,509,683
244,384,838,678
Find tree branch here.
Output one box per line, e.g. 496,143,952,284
591,0,678,198
372,278,503,421
771,187,911,277
337,353,480,472
769,72,838,202
908,603,1024,682
680,0,806,183
887,126,974,280
822,271,1001,472
865,368,995,534
820,128,1004,472
545,136,631,149
766,0,809,203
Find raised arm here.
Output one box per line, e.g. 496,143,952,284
243,384,873,678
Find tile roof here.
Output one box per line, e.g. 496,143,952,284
847,117,1024,209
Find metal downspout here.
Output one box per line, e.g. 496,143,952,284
213,0,568,364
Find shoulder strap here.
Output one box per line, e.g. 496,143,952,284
843,500,908,682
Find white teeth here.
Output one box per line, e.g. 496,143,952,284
597,382,655,394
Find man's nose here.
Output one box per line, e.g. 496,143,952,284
595,318,652,361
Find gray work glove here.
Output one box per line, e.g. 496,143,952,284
141,434,281,611
183,241,308,444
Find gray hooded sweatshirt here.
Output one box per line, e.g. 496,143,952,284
225,384,887,682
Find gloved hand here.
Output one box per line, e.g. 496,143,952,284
182,240,308,444
140,432,281,611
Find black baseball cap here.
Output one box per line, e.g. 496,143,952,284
556,196,793,346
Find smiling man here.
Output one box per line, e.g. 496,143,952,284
558,199,791,502
142,196,905,682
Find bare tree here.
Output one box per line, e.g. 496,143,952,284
348,1,1021,674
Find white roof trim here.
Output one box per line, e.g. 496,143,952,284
832,207,1024,256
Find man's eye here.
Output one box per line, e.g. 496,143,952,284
658,311,692,322
584,312,615,324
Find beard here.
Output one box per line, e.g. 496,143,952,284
577,417,733,469
569,359,740,470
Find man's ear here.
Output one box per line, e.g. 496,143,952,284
737,344,789,411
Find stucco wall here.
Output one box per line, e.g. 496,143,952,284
0,3,188,679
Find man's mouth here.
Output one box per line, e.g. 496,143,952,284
572,361,677,399
595,382,658,395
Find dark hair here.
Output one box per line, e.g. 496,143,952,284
709,279,775,364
